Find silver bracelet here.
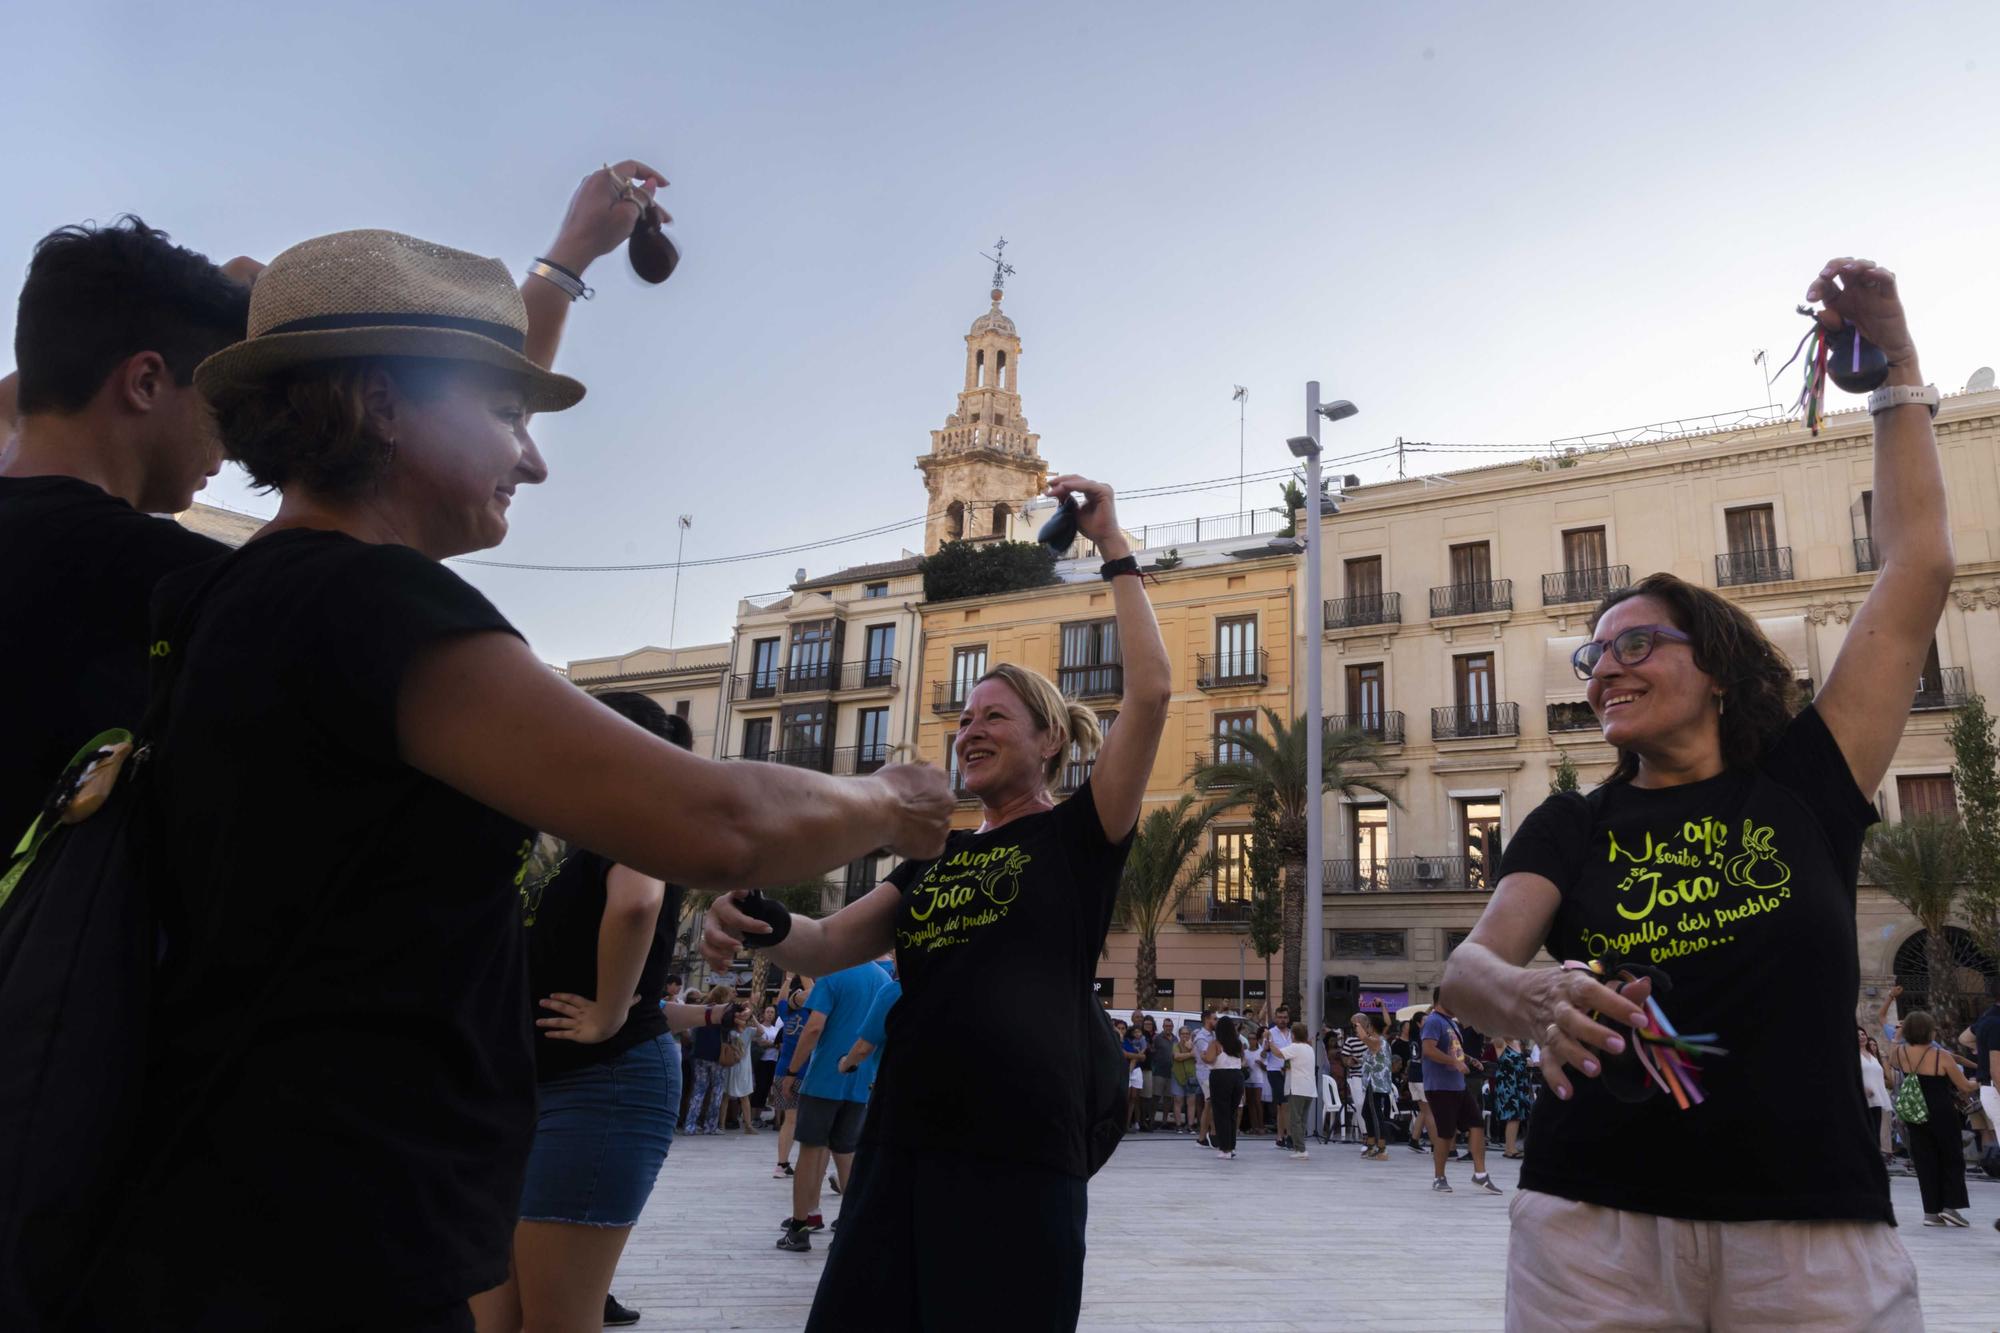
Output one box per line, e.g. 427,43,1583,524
526,259,592,302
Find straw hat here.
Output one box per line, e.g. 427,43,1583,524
194,229,584,412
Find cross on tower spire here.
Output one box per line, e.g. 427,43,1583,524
980,237,1015,297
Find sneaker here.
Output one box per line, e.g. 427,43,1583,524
827,1172,842,1196
772,1165,789,1179
1922,1213,1949,1227
1939,1208,1971,1228
1216,1149,1237,1160
1471,1173,1503,1195
1431,1177,1453,1194
775,1223,812,1252
1195,1136,1211,1149
777,1213,824,1232
1290,1150,1309,1160
604,1293,642,1326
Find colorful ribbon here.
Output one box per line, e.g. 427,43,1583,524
1561,959,1728,1110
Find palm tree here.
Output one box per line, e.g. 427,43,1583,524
1864,815,1968,1012
1189,708,1396,1014
1114,794,1220,1009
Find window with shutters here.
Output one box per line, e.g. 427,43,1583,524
1214,615,1259,681
1449,541,1492,586
1724,504,1777,554
1454,653,1495,712
1562,527,1607,573
1345,556,1383,598
1213,830,1254,906
1897,774,1957,819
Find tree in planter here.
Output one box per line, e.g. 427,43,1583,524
1549,750,1581,796
919,539,1058,603
1950,694,2000,967
1863,815,1969,1013
1246,790,1284,1011
1114,794,1219,1009
1188,709,1396,1013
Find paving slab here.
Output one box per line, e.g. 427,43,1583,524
613,1128,1998,1331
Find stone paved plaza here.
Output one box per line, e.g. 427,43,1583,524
611,1128,1998,1331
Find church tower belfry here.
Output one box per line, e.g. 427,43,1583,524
918,239,1047,553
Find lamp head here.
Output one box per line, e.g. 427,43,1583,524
1286,435,1319,459
1317,400,1359,423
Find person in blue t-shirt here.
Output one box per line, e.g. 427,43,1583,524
770,977,812,1179
776,959,894,1250
836,977,903,1083
1420,1000,1497,1196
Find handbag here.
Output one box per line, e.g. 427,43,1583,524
1891,1046,1928,1126
719,1033,744,1068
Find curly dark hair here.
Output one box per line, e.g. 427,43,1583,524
1593,573,1801,785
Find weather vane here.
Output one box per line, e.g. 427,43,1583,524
980,237,1015,294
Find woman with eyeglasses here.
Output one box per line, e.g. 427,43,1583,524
1444,260,1949,1327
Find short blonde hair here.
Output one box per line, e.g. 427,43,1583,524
977,663,1102,791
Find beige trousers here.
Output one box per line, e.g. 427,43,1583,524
1506,1189,1923,1332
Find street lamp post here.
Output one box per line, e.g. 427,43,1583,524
1289,384,1357,1043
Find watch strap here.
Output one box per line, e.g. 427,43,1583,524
1100,554,1142,581
1866,383,1939,417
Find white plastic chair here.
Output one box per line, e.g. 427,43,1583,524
1346,1075,1368,1142
1317,1073,1343,1143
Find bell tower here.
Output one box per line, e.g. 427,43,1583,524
918,239,1046,553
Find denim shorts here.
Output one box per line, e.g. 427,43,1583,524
520,1033,680,1227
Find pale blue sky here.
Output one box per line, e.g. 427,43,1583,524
6,1,1996,661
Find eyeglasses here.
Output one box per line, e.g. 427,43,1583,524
1571,624,1693,681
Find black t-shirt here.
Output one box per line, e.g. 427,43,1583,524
134,529,537,1315
523,849,678,1081
1971,1004,2000,1087
868,781,1134,1177
0,475,222,846
1498,704,1891,1224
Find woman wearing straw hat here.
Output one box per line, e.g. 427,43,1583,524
98,215,954,1330
1444,262,1949,1328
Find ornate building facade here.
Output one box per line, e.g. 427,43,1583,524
916,283,1047,553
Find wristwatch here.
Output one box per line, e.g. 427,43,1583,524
1866,383,1939,418
1100,554,1142,581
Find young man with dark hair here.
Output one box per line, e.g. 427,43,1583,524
0,216,252,844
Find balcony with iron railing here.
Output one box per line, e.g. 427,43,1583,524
731,658,901,702
1324,855,1490,893
725,744,835,773
1058,663,1124,701
1057,759,1095,794
1178,890,1253,925
932,679,975,715
1541,565,1630,607
1324,592,1400,631
1327,711,1405,745
1546,702,1600,733
1196,649,1270,691
1190,737,1256,787
1913,667,1971,711
1854,538,1880,573
1430,579,1513,619
1432,702,1520,740
1715,546,1793,587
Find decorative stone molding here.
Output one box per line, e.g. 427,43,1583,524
1804,600,1854,625
1954,585,2000,612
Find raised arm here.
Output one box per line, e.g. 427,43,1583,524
1805,260,1955,796
1051,475,1170,842
1442,871,1650,1101
399,632,952,890
521,160,671,373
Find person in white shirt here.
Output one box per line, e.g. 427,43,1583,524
1281,1023,1319,1159
1264,1005,1293,1148
1192,1009,1218,1147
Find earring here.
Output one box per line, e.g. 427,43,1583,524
1717,695,1727,717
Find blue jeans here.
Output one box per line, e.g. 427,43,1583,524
520,1034,680,1227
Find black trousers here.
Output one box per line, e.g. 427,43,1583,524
1209,1069,1245,1153
753,1057,776,1108
1908,1110,1969,1215
807,1142,1088,1332
1362,1088,1390,1141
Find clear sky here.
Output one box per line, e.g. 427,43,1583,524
5,1,1996,663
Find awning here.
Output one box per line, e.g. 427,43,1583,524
1757,615,1813,680
1546,635,1590,704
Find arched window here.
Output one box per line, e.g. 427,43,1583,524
1893,926,1998,1017
996,349,1008,389
992,503,1012,536
946,501,965,541
975,350,985,387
